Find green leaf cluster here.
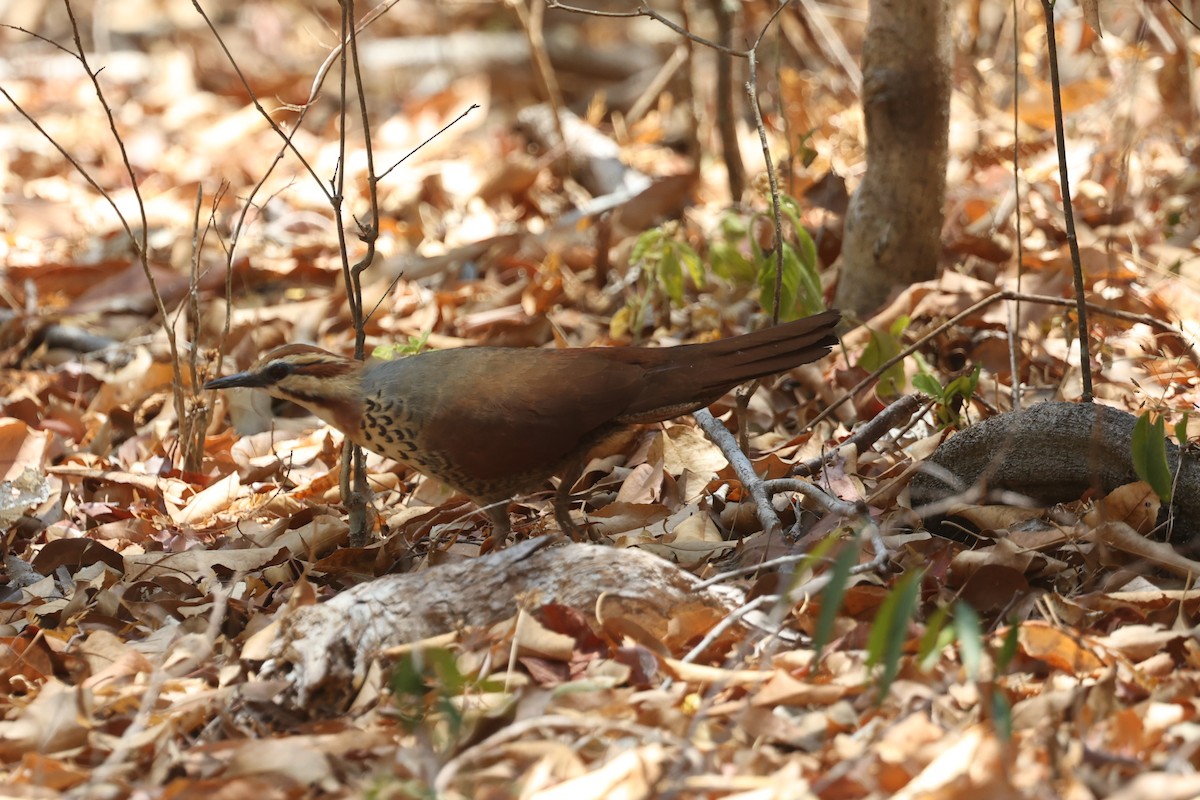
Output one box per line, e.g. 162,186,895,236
1131,410,1186,503
806,535,1017,739
629,225,705,308
373,330,431,360
912,364,981,427
624,195,826,334
866,568,924,700
621,224,704,339
857,316,910,397
710,196,824,321
389,647,506,748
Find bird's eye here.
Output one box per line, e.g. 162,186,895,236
264,362,292,382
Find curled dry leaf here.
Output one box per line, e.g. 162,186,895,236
1084,481,1160,534
1016,621,1106,674
1088,521,1200,578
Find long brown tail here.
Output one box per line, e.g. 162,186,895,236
616,309,841,421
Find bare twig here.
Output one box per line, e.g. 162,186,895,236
190,0,401,199
181,186,210,470
695,401,863,540
693,408,784,537
1008,0,1026,410
4,4,203,466
793,393,924,477
338,0,375,546
1163,0,1200,30
760,478,861,517
808,289,1199,430
512,0,568,162
708,0,745,200
378,104,480,183
679,522,887,668
191,1,328,196
1040,0,1093,401
676,593,775,665
548,0,805,323
695,521,887,588
746,48,785,324
548,0,747,56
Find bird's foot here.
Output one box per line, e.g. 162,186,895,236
552,502,603,543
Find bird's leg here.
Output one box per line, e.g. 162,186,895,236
553,459,590,542
481,502,512,552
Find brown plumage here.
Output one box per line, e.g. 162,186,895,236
205,309,840,543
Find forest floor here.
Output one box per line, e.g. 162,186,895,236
2,1,1200,798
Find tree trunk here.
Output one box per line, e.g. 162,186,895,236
835,0,952,317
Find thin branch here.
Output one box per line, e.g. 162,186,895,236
709,0,744,200
760,478,861,517
695,522,886,588
378,104,480,183
548,0,801,323
746,50,784,324
332,0,366,546
513,0,568,162
548,0,749,56
807,288,1200,430
21,3,193,467
1008,0,1026,410
676,594,775,665
1163,0,1200,34
679,522,886,667
752,0,796,51
793,393,923,477
345,0,386,545
1041,0,1094,401
694,408,784,537
191,0,329,199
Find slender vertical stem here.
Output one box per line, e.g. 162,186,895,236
1041,0,1094,401
514,0,567,159
1008,0,1025,410
745,51,784,325
710,0,745,201
336,0,369,545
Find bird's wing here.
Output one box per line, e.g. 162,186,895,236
402,348,649,485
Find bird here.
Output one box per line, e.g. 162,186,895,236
204,309,840,546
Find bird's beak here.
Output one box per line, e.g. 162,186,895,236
203,371,271,390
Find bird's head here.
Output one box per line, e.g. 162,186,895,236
204,344,364,432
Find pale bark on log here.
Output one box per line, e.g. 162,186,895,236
258,539,743,714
